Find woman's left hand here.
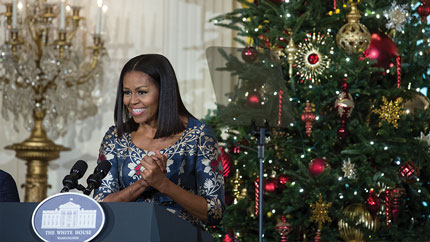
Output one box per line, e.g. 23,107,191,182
140,151,168,190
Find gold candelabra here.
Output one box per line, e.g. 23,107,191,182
0,0,106,202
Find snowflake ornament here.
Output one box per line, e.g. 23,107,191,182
342,158,356,179
295,32,331,83
383,2,411,32
309,193,332,230
418,132,430,150
372,96,405,128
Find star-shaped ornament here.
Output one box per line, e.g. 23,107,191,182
342,158,356,179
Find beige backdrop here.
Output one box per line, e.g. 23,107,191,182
0,0,238,201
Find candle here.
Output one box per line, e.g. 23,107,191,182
101,5,108,34
95,0,103,34
12,0,17,29
60,0,66,30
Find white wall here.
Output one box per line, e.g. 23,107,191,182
0,0,235,201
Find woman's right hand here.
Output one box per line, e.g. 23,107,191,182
140,151,168,189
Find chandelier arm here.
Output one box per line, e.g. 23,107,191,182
67,19,79,41
67,67,95,87
25,15,38,49
42,76,59,94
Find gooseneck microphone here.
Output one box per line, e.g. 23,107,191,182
83,160,112,195
60,160,88,193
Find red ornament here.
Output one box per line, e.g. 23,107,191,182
337,120,349,141
385,189,391,227
231,138,249,154
336,79,354,141
223,230,238,242
219,147,232,178
247,92,261,108
277,174,291,191
276,30,290,48
307,53,319,65
390,187,405,224
264,177,279,193
301,100,316,137
418,0,430,23
276,215,292,242
366,189,381,219
242,46,258,63
255,177,260,216
308,158,329,177
362,32,399,70
258,34,271,49
399,161,420,184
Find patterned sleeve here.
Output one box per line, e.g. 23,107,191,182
196,124,225,225
93,126,121,201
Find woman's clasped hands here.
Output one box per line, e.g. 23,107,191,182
140,151,168,191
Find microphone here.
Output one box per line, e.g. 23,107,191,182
60,160,88,193
83,160,112,195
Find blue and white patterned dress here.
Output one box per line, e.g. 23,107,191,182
93,117,225,226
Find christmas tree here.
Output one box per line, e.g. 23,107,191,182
206,0,430,241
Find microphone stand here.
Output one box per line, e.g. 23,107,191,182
60,184,86,193
250,120,270,242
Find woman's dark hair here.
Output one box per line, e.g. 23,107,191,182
114,54,193,138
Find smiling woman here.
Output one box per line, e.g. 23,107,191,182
92,54,225,227
122,71,160,126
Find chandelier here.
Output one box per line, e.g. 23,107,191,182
0,0,107,202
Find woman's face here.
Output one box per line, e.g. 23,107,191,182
123,71,159,126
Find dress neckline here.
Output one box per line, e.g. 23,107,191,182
127,117,193,152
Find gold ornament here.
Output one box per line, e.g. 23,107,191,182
372,96,405,128
336,3,371,54
285,37,298,78
338,203,380,242
309,193,332,230
232,169,241,203
241,0,254,8
238,187,247,200
295,33,331,83
403,92,430,115
335,92,355,118
342,158,356,179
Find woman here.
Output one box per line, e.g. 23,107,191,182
93,54,225,226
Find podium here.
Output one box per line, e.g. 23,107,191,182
0,202,214,242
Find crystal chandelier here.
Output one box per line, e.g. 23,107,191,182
0,0,107,202
0,0,106,137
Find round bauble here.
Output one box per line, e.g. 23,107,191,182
362,32,399,69
403,92,430,114
308,158,329,177
264,177,279,193
418,2,430,22
338,203,380,241
241,46,258,63
246,92,261,108
336,3,371,54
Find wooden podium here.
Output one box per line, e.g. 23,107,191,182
0,202,214,242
